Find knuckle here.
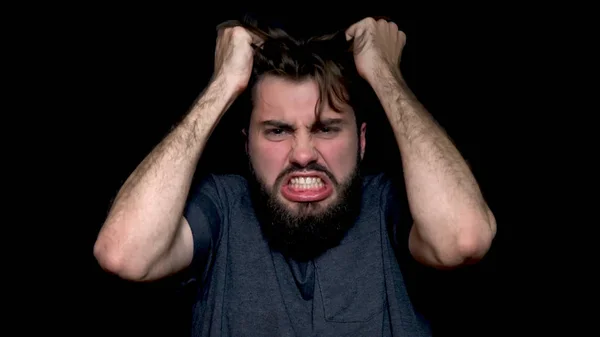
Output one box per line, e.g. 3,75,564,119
364,17,376,25
230,26,248,37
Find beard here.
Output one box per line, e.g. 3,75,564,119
247,157,363,262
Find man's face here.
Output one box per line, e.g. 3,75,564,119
246,75,366,259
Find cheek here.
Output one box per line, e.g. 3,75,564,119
250,139,290,186
317,137,358,178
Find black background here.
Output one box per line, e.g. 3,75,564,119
40,4,551,336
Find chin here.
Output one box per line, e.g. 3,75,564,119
248,164,363,261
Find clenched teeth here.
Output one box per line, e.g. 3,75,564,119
289,176,324,189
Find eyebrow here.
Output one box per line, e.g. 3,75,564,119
259,118,346,129
260,120,294,129
314,118,345,127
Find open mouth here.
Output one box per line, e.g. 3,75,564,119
280,172,334,202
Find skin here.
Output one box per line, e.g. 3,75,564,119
246,76,366,215
94,17,496,284
93,25,263,281
346,18,497,268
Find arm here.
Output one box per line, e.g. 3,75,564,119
94,25,261,281
375,68,496,269
94,77,235,281
347,18,496,269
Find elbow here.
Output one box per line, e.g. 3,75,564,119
428,211,497,269
455,230,494,265
448,210,497,267
93,234,149,281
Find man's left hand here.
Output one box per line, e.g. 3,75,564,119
345,17,406,84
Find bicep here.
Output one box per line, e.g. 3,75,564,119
145,175,225,282
383,177,442,268
408,223,437,268
408,223,455,270
143,216,194,281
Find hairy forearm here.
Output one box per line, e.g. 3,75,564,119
94,77,235,278
372,68,496,266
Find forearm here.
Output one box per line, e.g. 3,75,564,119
94,76,236,278
373,68,496,266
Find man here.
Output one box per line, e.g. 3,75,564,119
94,16,496,336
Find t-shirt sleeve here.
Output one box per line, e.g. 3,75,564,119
381,174,413,253
380,174,429,297
181,174,224,283
381,174,451,319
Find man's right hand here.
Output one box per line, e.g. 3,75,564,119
213,25,263,95
94,23,264,282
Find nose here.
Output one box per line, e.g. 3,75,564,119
290,134,318,167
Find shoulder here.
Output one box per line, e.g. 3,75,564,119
188,173,249,201
362,172,390,189
184,174,251,219
361,172,399,203
360,172,411,226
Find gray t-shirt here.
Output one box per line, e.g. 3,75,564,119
181,173,431,337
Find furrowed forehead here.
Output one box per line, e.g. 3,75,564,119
251,75,354,120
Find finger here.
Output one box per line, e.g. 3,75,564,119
247,30,265,48
217,26,225,40
398,30,406,41
345,22,360,41
345,17,374,40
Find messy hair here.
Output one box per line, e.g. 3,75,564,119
217,16,374,129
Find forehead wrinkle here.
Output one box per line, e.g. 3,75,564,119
252,76,356,129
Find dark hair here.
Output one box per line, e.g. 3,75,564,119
217,16,376,131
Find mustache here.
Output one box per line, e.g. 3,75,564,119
275,163,338,186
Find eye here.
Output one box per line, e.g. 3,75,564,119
266,128,286,135
315,126,340,137
264,128,291,141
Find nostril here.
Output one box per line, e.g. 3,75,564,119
290,146,318,166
